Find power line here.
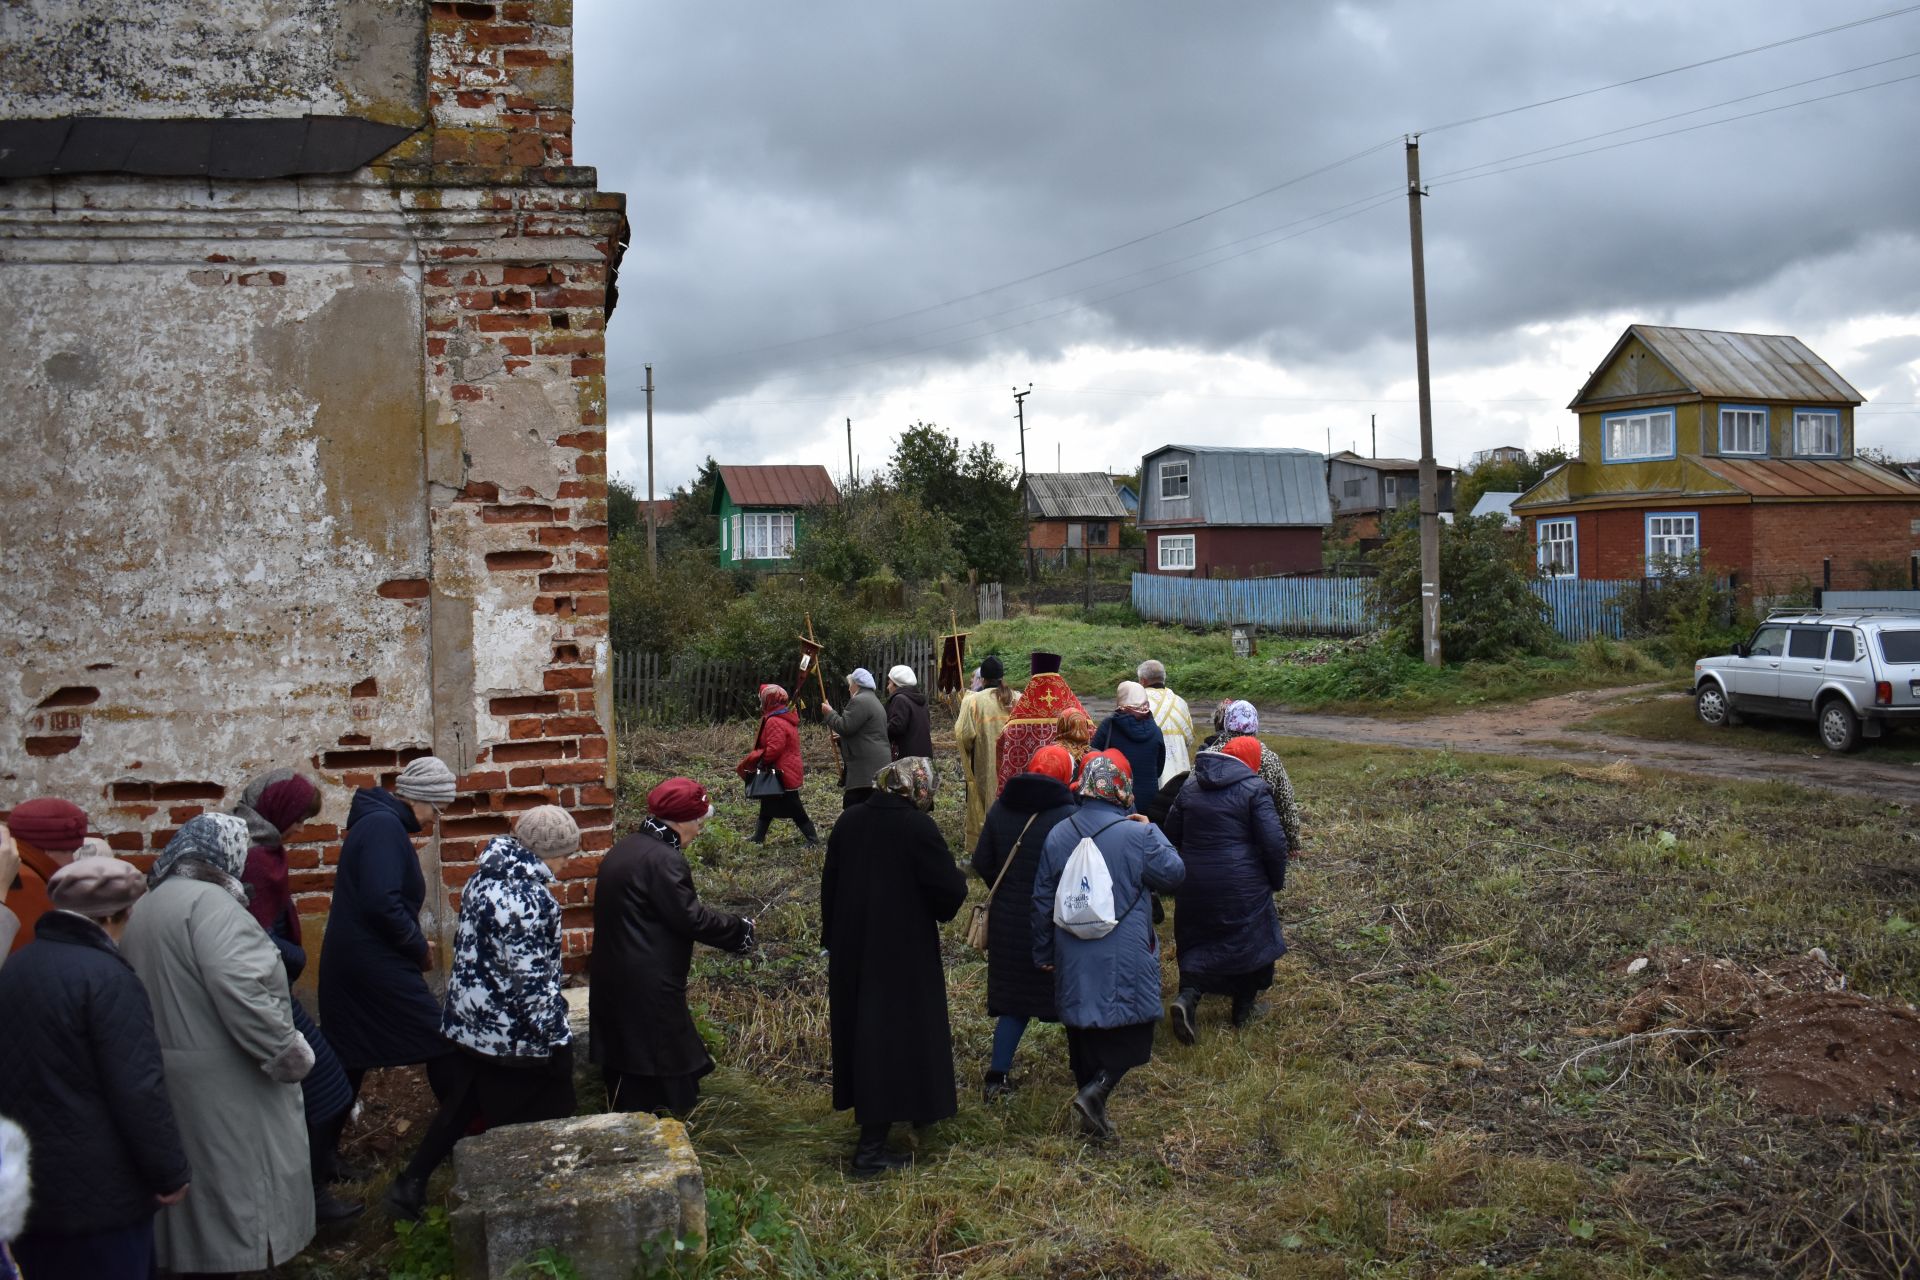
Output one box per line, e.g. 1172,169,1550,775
1417,2,1920,134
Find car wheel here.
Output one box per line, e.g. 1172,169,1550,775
1695,682,1732,728
1817,699,1861,753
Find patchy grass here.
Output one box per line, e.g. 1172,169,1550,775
288,722,1920,1278
972,616,1677,715
1571,690,1920,765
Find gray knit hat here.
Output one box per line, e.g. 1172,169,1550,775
394,756,458,807
48,856,148,918
516,806,580,861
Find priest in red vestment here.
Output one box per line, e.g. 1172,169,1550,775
995,652,1086,792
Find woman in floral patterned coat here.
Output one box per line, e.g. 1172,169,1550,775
385,807,580,1220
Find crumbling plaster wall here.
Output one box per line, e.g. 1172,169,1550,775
0,0,622,965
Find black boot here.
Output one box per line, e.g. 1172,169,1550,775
1169,990,1199,1045
1230,992,1262,1028
315,1186,365,1225
850,1125,912,1177
749,814,772,844
982,1070,1016,1102
797,816,820,846
385,1174,427,1221
1072,1072,1116,1141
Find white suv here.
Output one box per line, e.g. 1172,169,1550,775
1692,609,1920,752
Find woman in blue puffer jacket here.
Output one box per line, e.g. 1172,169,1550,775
1162,736,1289,1043
1031,754,1184,1141
1088,682,1165,810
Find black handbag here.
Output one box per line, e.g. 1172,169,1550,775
745,767,785,799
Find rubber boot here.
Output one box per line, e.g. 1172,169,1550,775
982,1070,1016,1102
315,1185,365,1225
1230,992,1261,1028
749,812,772,844
850,1124,912,1177
1169,990,1200,1045
797,815,820,846
384,1174,428,1221
1072,1072,1116,1141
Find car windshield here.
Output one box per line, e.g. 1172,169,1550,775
1880,630,1920,664
1747,626,1787,657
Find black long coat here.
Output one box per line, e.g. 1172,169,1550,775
970,773,1076,1019
590,827,750,1079
0,912,190,1234
823,793,969,1125
317,788,448,1070
886,687,934,760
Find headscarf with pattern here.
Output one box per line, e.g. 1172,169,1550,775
759,683,790,715
1223,700,1260,735
874,756,937,811
1077,752,1134,811
150,813,252,895
1028,744,1075,784
234,770,320,934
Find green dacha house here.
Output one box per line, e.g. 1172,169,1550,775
711,464,840,567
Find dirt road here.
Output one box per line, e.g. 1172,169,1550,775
1083,685,1920,805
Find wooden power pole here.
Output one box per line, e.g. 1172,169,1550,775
1405,137,1442,667
645,362,657,571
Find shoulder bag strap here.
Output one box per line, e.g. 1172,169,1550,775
983,813,1040,905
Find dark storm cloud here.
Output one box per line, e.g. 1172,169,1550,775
574,0,1920,478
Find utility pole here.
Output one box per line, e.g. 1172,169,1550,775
1371,413,1377,459
645,363,657,571
1013,384,1032,480
846,417,854,492
1405,136,1442,667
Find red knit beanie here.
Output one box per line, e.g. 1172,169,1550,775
1222,736,1263,773
647,777,714,823
7,797,89,853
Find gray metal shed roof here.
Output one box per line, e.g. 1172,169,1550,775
1146,444,1331,526
1573,325,1863,407
1022,472,1132,519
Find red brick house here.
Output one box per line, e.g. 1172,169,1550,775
1021,472,1132,557
1138,444,1330,577
1512,325,1920,592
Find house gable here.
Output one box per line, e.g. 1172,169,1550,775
1577,332,1691,407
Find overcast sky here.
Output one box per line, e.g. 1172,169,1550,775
575,1,1920,495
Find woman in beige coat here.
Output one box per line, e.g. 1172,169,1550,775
121,814,316,1274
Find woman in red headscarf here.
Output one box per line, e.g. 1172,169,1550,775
739,684,817,846
234,771,361,1224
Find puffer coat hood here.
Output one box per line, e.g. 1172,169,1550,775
1090,711,1166,809
1190,748,1256,790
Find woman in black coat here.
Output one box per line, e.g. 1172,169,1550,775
969,745,1077,1100
317,780,453,1097
0,858,189,1279
822,757,968,1176
590,777,753,1116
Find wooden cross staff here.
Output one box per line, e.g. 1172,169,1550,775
799,613,842,773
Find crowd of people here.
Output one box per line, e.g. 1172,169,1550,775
0,647,1294,1275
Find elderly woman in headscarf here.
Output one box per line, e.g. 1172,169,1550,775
1200,700,1301,851
970,744,1077,1100
120,814,316,1276
954,655,1019,850
739,684,817,845
1054,709,1095,780
233,771,360,1222
1032,754,1184,1141
1090,682,1165,806
1163,736,1290,1042
822,758,968,1175
822,668,893,810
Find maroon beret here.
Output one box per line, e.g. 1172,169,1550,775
7,797,89,853
645,777,713,823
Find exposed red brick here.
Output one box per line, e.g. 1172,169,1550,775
503,265,554,285
321,748,399,768
350,676,379,698
488,694,562,715
451,383,484,401
543,761,601,784
542,666,593,690
491,740,568,763
106,832,145,852
508,766,545,786
37,686,101,708
377,578,431,599
543,714,599,735
482,503,555,523
537,572,605,592
442,814,512,838
152,781,225,801
24,735,80,756
569,358,605,377
484,549,554,571
575,736,608,760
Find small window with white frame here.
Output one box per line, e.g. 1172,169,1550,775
1646,512,1698,569
1158,460,1190,502
1536,519,1577,577
731,513,742,561
1604,409,1675,462
1718,406,1768,455
1793,409,1840,456
720,516,729,553
741,511,796,560
1157,534,1196,571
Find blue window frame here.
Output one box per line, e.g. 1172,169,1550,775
1645,511,1699,572
1601,407,1677,463
1717,404,1768,456
1792,409,1841,457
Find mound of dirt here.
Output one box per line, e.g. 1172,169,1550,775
1727,992,1920,1117
1615,948,1845,1035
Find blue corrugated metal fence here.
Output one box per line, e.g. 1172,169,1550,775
1130,573,1647,640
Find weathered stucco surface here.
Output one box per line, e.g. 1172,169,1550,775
0,0,427,123
1,0,623,964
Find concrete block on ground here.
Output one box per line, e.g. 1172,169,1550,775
564,986,602,1101
449,1111,705,1280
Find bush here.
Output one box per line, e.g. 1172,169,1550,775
1369,508,1560,663
1621,554,1751,666
609,540,743,658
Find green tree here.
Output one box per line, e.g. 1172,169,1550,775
1369,507,1558,662
1454,448,1569,518
608,476,640,544
665,456,721,552
793,479,958,586
888,422,1022,581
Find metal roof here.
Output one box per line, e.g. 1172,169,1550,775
1469,491,1522,522
1144,444,1331,526
1329,450,1451,473
714,465,840,510
1573,325,1863,407
0,116,418,180
1695,457,1920,500
1022,472,1131,519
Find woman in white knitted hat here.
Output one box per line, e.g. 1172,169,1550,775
318,757,461,1116
883,665,933,762
387,806,579,1219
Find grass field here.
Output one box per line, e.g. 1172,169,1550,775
967,615,1677,716
1569,689,1920,766
290,721,1920,1278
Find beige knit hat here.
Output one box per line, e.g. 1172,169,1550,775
515,805,580,862
394,756,458,807
47,857,148,919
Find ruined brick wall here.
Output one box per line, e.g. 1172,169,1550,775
0,0,624,968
